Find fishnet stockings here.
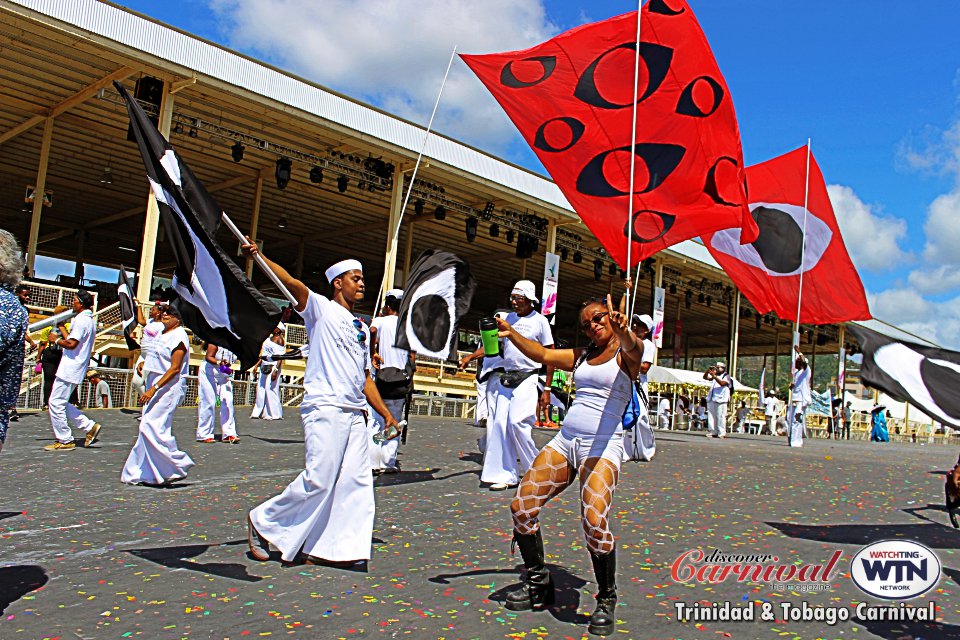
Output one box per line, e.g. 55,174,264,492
511,446,620,554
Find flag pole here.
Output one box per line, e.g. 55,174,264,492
372,45,458,318
788,139,813,408
220,211,297,305
625,0,643,318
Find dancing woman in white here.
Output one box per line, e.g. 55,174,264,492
241,241,400,567
495,295,643,637
121,305,194,485
251,327,284,420
195,343,238,444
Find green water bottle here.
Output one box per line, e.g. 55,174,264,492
479,317,500,357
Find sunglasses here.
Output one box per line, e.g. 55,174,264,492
353,318,366,343
581,311,609,330
510,295,527,302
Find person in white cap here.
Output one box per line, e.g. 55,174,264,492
703,361,732,438
241,240,400,567
195,342,239,444
788,344,811,447
368,288,414,473
460,280,554,491
622,313,656,460
250,323,285,420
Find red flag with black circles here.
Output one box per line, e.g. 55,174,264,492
461,0,756,268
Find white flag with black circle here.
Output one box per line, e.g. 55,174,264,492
847,324,960,428
395,250,476,362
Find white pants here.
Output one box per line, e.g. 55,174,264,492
370,397,405,470
251,369,282,420
49,377,96,443
788,403,806,447
121,377,195,484
250,406,374,563
707,400,728,437
481,374,539,485
196,364,236,440
475,378,489,425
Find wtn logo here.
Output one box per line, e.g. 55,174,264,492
851,540,940,600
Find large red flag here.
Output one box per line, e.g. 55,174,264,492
704,147,871,324
461,0,756,268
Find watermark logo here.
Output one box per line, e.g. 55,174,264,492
850,540,941,600
671,548,841,592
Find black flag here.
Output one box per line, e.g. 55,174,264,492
116,81,280,369
117,265,139,350
847,324,960,428
396,250,476,362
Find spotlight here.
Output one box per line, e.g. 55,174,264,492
573,251,582,264
309,166,323,183
489,222,500,238
275,158,292,190
278,217,288,229
173,122,184,135
231,142,244,163
99,165,113,185
482,201,495,220
643,257,655,273
593,259,603,281
505,229,515,244
465,217,478,243
337,175,349,193
698,292,705,303
817,333,828,347
414,199,424,215
358,180,366,191
560,247,568,261
685,290,693,309
434,205,446,221
669,283,677,294
706,295,712,307
188,127,198,138
755,314,762,330
608,263,618,276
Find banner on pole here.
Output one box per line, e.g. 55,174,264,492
652,286,665,348
758,366,766,406
542,251,560,317
838,345,846,394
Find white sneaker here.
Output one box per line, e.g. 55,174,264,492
489,482,510,491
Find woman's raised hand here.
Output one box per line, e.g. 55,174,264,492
606,294,629,336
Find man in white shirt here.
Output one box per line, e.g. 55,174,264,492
623,313,656,460
788,346,811,447
87,370,112,408
45,291,102,450
657,396,671,431
460,281,553,490
242,241,400,567
763,392,779,435
703,361,732,438
369,288,414,473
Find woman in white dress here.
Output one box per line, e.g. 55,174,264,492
121,305,195,486
251,327,284,420
494,295,643,637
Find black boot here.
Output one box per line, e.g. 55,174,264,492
505,531,555,611
588,549,617,636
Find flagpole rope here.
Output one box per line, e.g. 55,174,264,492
625,1,642,317
220,211,297,305
789,138,812,407
373,46,458,319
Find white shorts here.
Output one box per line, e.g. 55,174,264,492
545,430,624,469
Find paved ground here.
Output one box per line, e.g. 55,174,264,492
2,409,960,640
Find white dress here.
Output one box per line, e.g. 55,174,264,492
251,339,284,420
368,315,409,471
121,326,195,485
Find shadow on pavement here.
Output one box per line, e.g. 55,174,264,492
375,468,479,487
431,563,590,625
127,540,262,582
0,565,49,614
767,521,960,548
243,435,304,445
0,511,23,521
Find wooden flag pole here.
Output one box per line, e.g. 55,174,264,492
372,45,458,319
625,0,643,318
220,211,297,305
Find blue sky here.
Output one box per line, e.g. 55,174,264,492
50,0,959,345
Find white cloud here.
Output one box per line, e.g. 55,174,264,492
869,288,960,350
208,0,558,151
826,184,910,273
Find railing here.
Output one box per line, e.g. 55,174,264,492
21,280,98,314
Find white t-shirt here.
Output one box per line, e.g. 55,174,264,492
371,315,410,371
154,327,190,382
792,367,812,405
56,309,96,384
93,379,112,408
141,320,166,375
207,346,237,384
707,373,732,404
502,311,553,372
299,292,371,411
658,398,671,416
764,396,778,417
260,339,284,373
638,338,655,394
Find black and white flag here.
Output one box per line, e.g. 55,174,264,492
116,81,280,369
847,324,960,428
117,265,139,350
396,250,476,362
